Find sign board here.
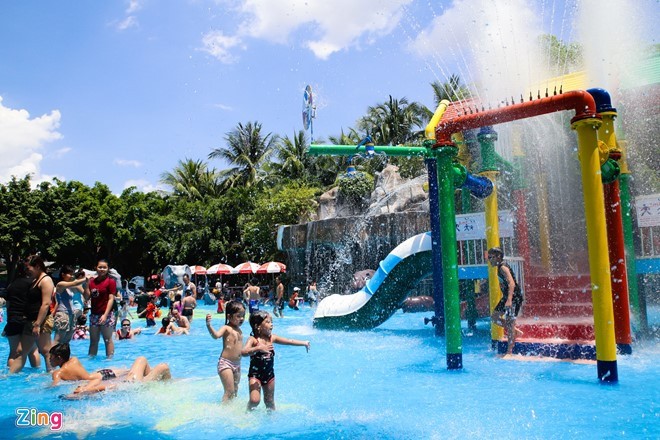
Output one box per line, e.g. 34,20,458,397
455,210,514,241
635,193,660,228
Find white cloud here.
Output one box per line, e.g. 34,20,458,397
213,103,233,111
123,179,168,193
201,0,412,61
406,0,547,102
0,96,62,183
199,30,244,63
126,0,142,14
117,15,139,31
50,147,72,159
114,158,143,168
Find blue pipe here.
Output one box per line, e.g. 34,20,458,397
463,173,493,198
425,156,445,335
587,88,617,113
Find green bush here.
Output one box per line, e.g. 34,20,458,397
337,172,374,204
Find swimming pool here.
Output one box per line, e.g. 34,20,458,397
1,304,658,439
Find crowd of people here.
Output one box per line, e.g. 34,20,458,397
0,256,315,410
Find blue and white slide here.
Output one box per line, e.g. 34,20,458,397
313,232,434,330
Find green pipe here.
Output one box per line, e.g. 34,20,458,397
436,146,463,370
309,145,430,157
477,126,501,172
619,173,647,333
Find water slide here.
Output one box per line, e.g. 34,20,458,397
313,232,433,330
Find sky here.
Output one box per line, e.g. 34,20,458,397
0,0,657,194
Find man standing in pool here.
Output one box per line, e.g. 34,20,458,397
487,247,524,355
88,259,117,358
273,276,284,318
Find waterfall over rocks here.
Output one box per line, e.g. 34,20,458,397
280,165,432,296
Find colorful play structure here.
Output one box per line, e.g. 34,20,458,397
310,85,645,384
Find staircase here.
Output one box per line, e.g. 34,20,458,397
498,273,597,360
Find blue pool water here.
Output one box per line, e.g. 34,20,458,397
1,304,658,439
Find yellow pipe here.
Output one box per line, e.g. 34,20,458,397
538,173,552,271
481,170,503,342
572,118,617,363
617,139,630,174
425,100,451,140
453,132,472,167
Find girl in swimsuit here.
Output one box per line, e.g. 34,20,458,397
241,311,310,411
206,300,245,403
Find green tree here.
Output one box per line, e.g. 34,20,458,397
208,121,277,190
240,183,319,261
430,74,471,106
357,96,429,146
160,158,220,200
0,176,44,279
538,34,583,75
273,130,311,182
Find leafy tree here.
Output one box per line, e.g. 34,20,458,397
538,34,583,75
430,74,471,106
160,158,220,200
357,95,429,146
240,183,319,261
337,172,374,206
208,121,277,190
0,176,44,279
273,130,310,182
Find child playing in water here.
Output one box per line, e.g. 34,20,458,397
72,315,89,340
241,310,310,411
487,247,524,355
206,300,246,403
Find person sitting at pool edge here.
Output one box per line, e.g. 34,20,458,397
48,342,171,394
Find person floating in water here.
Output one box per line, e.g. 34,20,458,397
48,342,171,397
206,300,246,403
487,247,524,355
242,310,310,411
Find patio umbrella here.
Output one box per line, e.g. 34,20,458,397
232,262,260,274
206,263,234,275
256,261,286,274
189,265,208,275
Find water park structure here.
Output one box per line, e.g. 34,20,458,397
308,84,642,383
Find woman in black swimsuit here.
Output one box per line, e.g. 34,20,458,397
12,255,55,373
3,261,40,371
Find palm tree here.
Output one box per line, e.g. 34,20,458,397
430,74,471,106
274,130,310,182
160,158,220,200
357,96,429,146
208,121,277,190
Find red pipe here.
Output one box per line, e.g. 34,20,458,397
435,90,599,145
604,180,633,351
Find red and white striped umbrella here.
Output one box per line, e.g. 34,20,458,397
256,261,286,274
189,265,208,275
206,263,234,275
231,261,260,274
